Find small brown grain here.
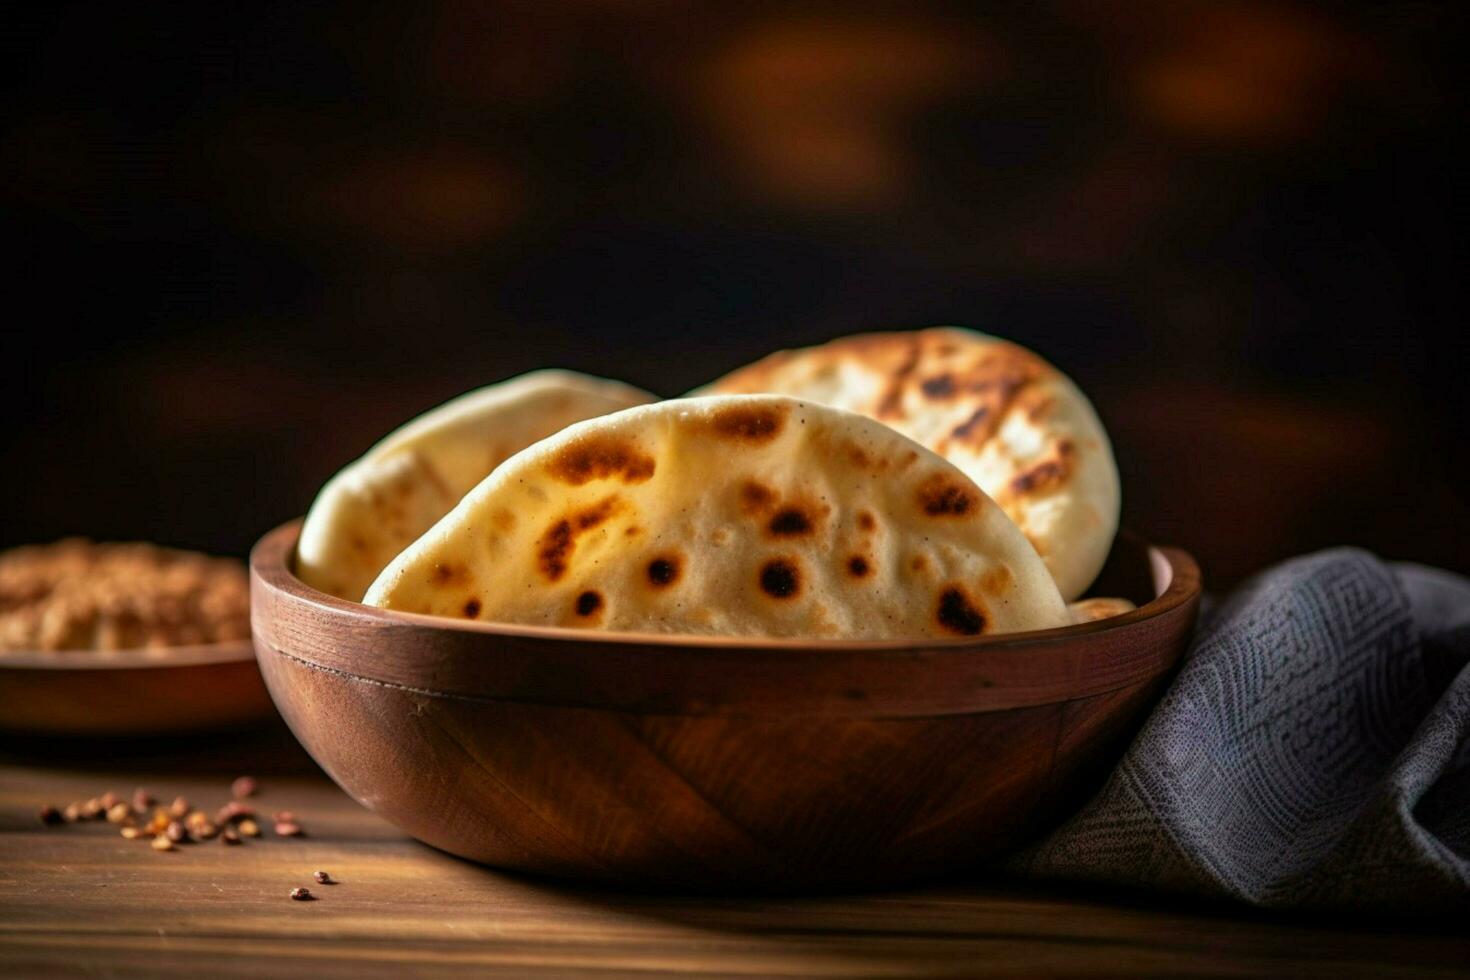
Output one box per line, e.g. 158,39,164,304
217,801,253,824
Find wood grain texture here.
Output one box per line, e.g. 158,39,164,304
1,764,1467,978
250,520,1200,888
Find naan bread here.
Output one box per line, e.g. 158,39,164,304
697,328,1120,601
298,370,654,601
1068,597,1136,624
364,396,1070,639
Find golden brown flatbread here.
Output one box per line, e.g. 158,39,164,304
697,328,1120,600
364,396,1071,638
297,370,654,600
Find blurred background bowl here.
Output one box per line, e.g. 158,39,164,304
251,519,1200,890
0,640,273,735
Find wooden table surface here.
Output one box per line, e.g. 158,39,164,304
1,725,1466,978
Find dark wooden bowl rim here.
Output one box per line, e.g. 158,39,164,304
251,520,1201,717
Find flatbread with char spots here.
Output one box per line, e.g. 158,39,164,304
297,370,654,601
696,328,1120,600
364,396,1070,639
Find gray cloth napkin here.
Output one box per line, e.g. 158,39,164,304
1011,548,1470,912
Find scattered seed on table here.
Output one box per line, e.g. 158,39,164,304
63,802,82,822
168,796,189,818
99,791,120,810
289,887,313,901
39,805,63,826
273,811,294,823
106,803,132,824
274,821,303,838
120,826,142,840
195,821,219,840
313,870,332,884
231,776,257,799
151,835,175,852
221,827,241,845
238,819,260,838
133,788,154,811
165,821,189,843
81,798,103,820
217,801,253,824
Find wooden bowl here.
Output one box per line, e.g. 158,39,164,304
251,519,1200,890
0,641,273,735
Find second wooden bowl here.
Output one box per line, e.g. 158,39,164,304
0,641,272,735
251,520,1199,890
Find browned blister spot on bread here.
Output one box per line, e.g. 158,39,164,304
979,563,1014,595
462,598,481,618
836,436,902,474
739,480,776,514
1008,440,1076,497
546,435,655,486
574,590,603,617
767,508,813,537
646,554,681,588
920,374,956,399
916,473,979,517
856,510,876,532
537,526,573,582
536,495,624,582
936,586,987,635
430,563,466,586
491,508,517,533
950,405,991,444
709,403,786,442
943,352,1046,448
875,338,922,419
759,558,801,599
1016,388,1056,423
847,555,871,578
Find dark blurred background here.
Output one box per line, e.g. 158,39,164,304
2,1,1465,587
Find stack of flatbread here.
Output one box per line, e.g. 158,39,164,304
299,329,1130,638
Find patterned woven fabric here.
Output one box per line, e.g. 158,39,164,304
1013,549,1470,911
